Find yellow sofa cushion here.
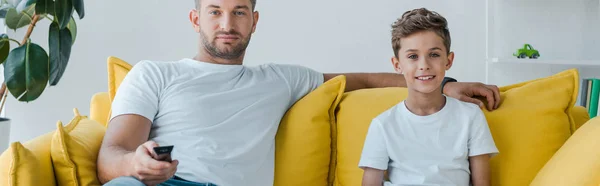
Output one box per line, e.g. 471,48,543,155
334,88,409,185
571,104,590,130
106,56,132,126
90,92,111,127
51,109,106,186
107,56,132,102
0,132,57,186
333,69,579,186
274,75,346,186
0,141,54,186
530,117,600,186
484,69,578,186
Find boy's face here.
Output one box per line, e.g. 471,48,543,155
391,31,454,94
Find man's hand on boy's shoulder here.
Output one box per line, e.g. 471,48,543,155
443,82,501,111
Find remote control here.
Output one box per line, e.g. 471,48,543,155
153,145,174,162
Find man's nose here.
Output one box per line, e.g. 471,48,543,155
219,15,234,31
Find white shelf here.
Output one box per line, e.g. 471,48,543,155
487,58,600,66
483,0,600,84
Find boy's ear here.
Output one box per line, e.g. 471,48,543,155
391,57,402,74
445,52,454,70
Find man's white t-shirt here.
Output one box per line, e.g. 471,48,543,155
358,96,499,186
110,58,324,186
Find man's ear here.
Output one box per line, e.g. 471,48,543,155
251,11,260,34
189,9,201,33
391,57,402,74
446,52,454,70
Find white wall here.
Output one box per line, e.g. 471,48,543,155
6,0,198,142
5,0,599,143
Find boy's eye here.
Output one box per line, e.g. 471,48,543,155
408,54,418,59
430,53,440,57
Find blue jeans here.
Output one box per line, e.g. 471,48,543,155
104,176,217,186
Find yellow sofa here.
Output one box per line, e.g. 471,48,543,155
2,56,600,186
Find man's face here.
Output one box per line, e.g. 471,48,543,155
391,31,454,94
190,0,258,60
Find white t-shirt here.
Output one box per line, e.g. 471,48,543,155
358,96,499,186
110,58,324,186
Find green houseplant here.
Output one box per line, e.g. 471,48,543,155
0,0,84,151
0,0,84,107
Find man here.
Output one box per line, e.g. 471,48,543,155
97,0,501,185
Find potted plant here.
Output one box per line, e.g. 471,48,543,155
0,0,84,152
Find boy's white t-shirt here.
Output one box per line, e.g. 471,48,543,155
358,96,499,186
110,58,323,186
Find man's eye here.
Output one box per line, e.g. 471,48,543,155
209,10,220,15
408,55,418,59
234,11,246,16
430,53,440,57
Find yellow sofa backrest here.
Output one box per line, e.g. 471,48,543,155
90,57,591,186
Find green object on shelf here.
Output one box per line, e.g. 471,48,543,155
589,79,600,118
513,44,540,59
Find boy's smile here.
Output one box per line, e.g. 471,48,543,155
392,30,454,94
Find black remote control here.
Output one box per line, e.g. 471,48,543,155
153,145,174,162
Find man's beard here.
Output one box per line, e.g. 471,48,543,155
201,30,251,60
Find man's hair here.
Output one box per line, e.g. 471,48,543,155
195,0,257,10
391,8,451,58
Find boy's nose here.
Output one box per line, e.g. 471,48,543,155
418,59,431,70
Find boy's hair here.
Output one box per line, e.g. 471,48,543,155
391,8,451,58
195,0,257,11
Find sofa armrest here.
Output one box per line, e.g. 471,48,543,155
90,92,111,127
531,117,600,186
571,106,590,132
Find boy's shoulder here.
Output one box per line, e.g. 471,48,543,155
371,101,406,125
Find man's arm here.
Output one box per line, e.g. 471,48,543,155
469,154,491,186
323,73,501,110
97,114,177,184
362,167,385,186
324,73,406,92
97,114,150,183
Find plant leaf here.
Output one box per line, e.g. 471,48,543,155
15,0,34,13
48,22,72,86
54,0,73,29
3,40,49,102
35,0,52,15
0,4,14,18
67,17,77,44
5,7,31,30
23,2,33,17
71,0,82,19
0,34,9,64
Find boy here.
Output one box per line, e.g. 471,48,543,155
359,8,499,186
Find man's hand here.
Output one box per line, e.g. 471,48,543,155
443,82,501,111
130,141,179,186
